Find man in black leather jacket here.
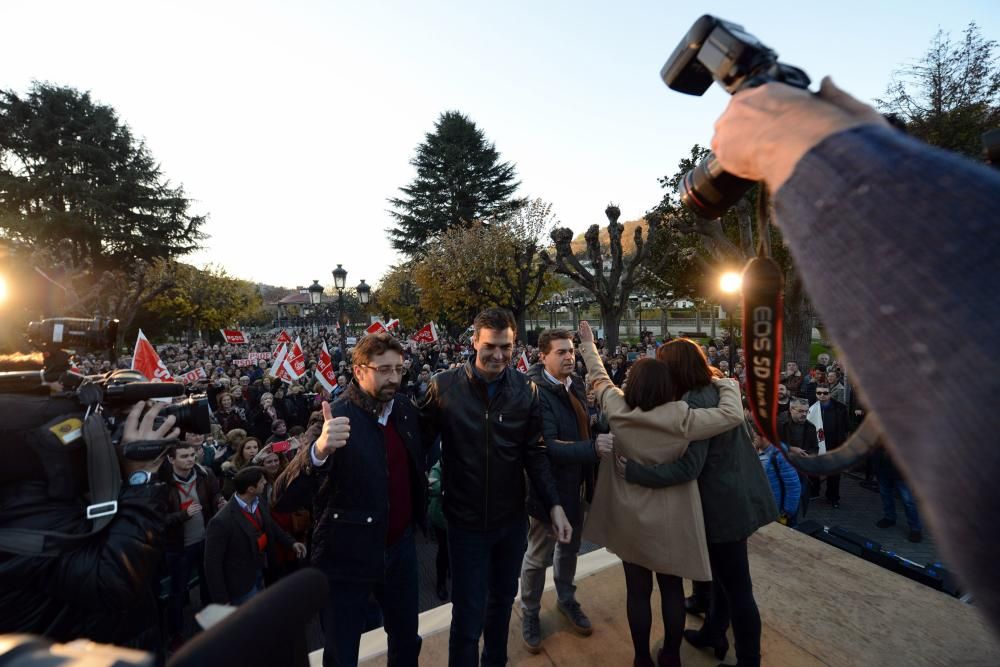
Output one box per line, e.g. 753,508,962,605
418,308,571,667
0,399,179,656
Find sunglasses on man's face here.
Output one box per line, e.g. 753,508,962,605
816,391,830,396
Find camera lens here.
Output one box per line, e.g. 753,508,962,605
679,153,757,219
162,396,212,435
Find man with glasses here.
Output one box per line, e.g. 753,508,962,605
273,333,425,667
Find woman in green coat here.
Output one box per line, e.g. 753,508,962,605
616,339,777,667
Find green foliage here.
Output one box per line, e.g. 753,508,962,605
877,22,1000,156
0,82,206,271
387,111,524,257
142,264,266,336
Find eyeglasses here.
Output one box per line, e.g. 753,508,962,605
363,365,405,377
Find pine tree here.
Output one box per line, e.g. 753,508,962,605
387,111,523,257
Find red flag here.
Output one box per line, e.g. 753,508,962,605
282,337,307,380
221,329,248,345
516,351,530,374
366,320,387,335
275,329,292,344
270,343,289,380
132,330,174,382
386,318,400,331
410,322,438,344
316,341,338,393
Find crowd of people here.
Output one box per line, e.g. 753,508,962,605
59,306,883,667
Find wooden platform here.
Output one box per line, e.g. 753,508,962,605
320,523,1000,666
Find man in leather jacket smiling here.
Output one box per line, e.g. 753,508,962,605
419,308,570,667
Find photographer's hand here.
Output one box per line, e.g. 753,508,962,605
121,401,179,476
712,77,886,193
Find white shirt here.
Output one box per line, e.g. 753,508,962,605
542,368,572,391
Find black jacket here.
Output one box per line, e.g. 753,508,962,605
819,400,851,450
525,364,597,526
418,362,560,531
0,480,167,651
272,382,426,582
777,416,820,456
203,496,295,604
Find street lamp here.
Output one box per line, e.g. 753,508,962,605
332,264,348,363
719,271,743,377
307,280,324,336
356,279,371,306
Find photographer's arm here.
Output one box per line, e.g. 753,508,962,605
713,79,1000,631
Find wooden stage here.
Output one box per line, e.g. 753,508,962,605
319,523,1000,666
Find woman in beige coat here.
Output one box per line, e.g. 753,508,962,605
577,321,744,667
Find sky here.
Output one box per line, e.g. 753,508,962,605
5,0,999,293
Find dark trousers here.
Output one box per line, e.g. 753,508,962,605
447,515,527,667
433,526,450,586
321,528,421,667
165,541,207,639
810,473,841,503
703,538,761,666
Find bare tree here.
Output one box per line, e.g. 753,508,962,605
542,205,661,351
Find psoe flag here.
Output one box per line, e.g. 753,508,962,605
366,321,388,335
807,401,827,455
410,322,439,344
282,337,307,380
516,351,530,374
316,342,338,393
275,329,293,344
132,330,174,382
221,329,248,344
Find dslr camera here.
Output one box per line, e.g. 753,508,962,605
661,15,810,219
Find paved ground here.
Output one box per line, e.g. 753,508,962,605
802,470,941,566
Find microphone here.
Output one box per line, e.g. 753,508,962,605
168,568,329,667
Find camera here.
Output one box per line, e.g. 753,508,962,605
661,15,811,219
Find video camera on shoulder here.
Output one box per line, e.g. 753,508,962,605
0,317,211,468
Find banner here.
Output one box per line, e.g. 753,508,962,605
233,358,254,367
282,337,307,380
247,351,273,362
316,341,338,393
807,401,827,455
275,329,292,344
410,322,439,344
516,351,530,374
179,367,208,384
132,330,173,382
221,329,248,345
366,321,387,335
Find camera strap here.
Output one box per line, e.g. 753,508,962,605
742,188,882,474
0,413,122,557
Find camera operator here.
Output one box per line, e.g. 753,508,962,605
709,78,1000,635
0,400,180,653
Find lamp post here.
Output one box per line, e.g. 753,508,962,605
332,264,348,363
308,280,324,337
356,279,371,327
719,271,743,377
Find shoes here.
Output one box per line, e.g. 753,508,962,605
908,530,923,543
876,518,896,529
558,600,593,636
436,581,449,601
656,648,682,667
684,628,729,661
831,502,841,509
684,594,710,616
522,612,542,654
